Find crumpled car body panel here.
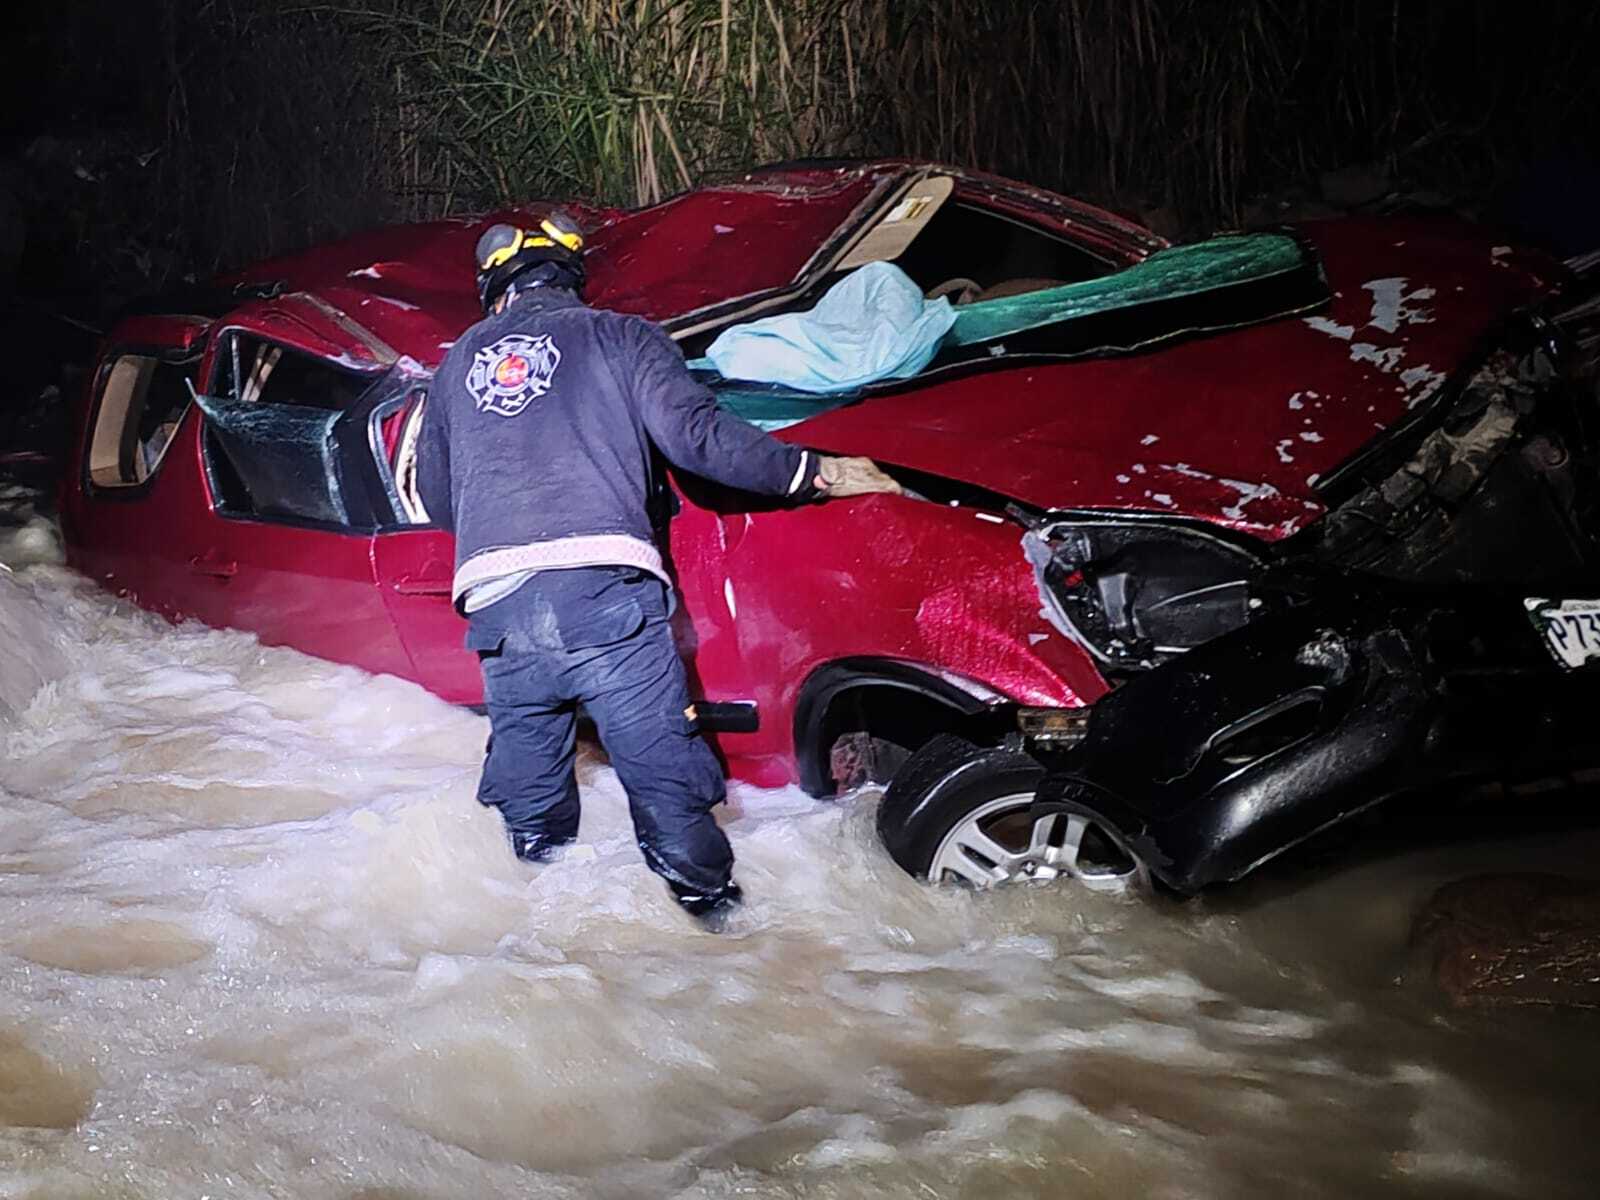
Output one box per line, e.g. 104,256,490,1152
58,160,1571,792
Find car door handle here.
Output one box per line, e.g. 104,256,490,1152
189,553,238,579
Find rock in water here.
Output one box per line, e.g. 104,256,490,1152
1414,873,1600,1011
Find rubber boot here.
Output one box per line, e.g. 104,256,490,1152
671,881,744,932
508,829,576,864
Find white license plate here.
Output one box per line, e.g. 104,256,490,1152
1524,597,1600,669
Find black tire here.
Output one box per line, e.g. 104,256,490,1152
875,733,1044,879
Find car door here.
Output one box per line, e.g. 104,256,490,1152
367,396,754,715
61,316,214,621
370,522,477,703
180,316,416,679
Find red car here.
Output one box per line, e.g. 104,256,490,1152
59,160,1567,806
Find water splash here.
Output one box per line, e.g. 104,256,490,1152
2,485,1597,1198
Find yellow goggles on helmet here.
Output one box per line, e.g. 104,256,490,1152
480,218,584,271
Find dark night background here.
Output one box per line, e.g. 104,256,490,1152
5,4,1600,1190
3,1,1599,347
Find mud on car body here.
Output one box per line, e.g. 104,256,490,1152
879,251,1600,893
55,159,1589,845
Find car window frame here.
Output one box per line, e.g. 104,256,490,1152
205,326,379,412
372,383,434,528
196,325,391,534
661,168,912,340
663,168,1147,349
81,342,205,502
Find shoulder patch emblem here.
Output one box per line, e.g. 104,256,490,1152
466,333,561,417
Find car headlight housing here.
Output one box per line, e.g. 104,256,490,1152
1023,517,1262,671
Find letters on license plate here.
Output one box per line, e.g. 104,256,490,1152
1524,597,1600,670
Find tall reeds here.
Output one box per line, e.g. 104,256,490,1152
363,0,877,213
373,0,1600,230
16,0,1600,307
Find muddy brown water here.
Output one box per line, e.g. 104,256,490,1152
3,497,1599,1198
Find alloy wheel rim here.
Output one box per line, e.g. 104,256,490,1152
928,792,1146,890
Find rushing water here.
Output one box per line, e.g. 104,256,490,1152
3,483,1599,1199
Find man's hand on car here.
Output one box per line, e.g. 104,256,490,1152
814,455,905,498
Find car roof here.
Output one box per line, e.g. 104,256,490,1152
172,160,1157,372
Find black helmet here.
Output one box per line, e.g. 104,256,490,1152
474,211,585,311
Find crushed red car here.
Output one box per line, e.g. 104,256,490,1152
57,159,1594,839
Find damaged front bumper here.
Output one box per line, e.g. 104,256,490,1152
888,245,1600,894
1020,574,1600,893
1003,283,1600,892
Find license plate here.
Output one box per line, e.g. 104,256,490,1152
1524,597,1600,669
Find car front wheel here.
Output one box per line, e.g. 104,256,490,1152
876,734,1148,890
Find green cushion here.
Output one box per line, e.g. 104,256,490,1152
945,232,1309,347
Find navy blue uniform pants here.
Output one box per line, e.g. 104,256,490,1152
466,567,734,897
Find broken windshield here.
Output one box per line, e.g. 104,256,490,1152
703,232,1328,429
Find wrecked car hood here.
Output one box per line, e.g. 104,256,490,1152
782,216,1561,539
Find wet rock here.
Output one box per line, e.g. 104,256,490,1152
1320,161,1392,209
1413,873,1600,1011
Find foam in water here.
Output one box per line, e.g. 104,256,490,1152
2,482,1598,1198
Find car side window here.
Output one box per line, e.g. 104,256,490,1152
200,332,378,525
889,200,1115,299
385,389,432,524
210,333,372,410
86,352,197,489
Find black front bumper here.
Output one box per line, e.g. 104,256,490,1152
1026,577,1600,894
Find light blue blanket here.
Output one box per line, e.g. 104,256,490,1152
694,233,1315,411
689,261,957,394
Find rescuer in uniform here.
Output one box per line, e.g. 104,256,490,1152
417,214,902,925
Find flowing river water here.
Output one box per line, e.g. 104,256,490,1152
3,482,1599,1199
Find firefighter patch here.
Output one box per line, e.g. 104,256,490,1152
466,333,561,417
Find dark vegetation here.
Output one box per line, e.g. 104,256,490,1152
2,0,1598,319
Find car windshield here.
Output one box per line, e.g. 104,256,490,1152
703,232,1328,429
670,176,1121,350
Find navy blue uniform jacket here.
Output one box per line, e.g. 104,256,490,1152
416,288,815,609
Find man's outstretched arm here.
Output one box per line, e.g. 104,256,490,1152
626,321,902,501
